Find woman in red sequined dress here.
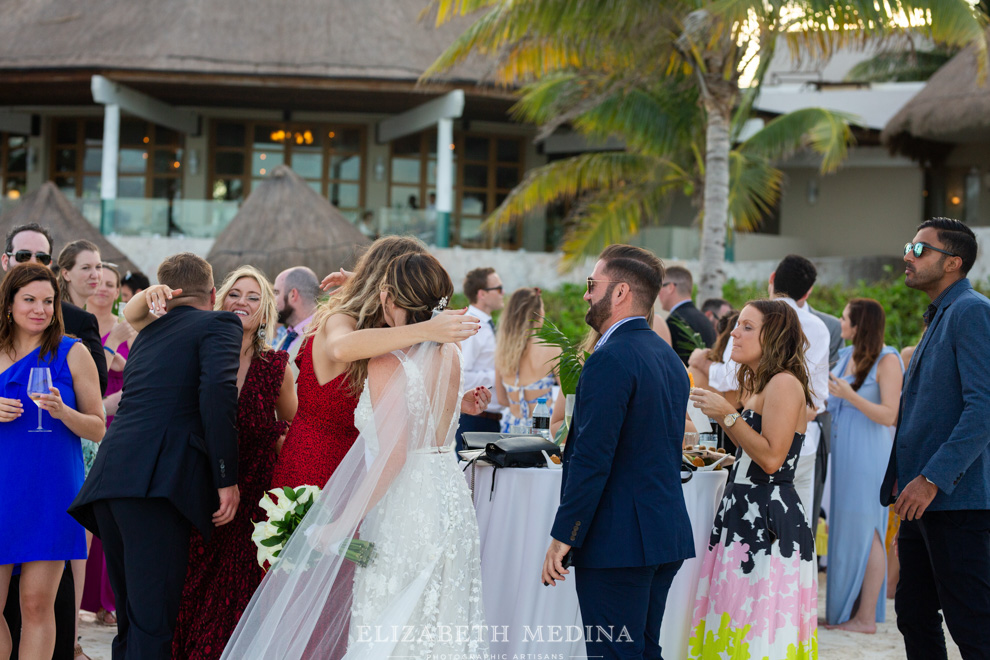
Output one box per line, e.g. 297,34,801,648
271,236,489,491
172,266,297,660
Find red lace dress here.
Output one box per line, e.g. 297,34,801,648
172,350,290,660
270,338,361,489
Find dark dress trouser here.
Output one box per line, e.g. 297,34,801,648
93,498,191,660
895,511,990,660
575,561,683,660
455,413,501,454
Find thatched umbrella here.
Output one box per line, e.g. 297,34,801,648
883,41,990,159
207,165,370,283
0,181,140,274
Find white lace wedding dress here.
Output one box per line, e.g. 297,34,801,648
347,349,488,658
220,343,487,660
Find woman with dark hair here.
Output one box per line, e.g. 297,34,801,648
824,298,903,633
688,299,818,659
0,264,105,659
222,253,487,659
495,287,560,432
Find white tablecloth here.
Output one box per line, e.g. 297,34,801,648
465,464,728,659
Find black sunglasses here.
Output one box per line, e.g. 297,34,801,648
903,242,958,259
481,285,503,293
6,250,52,266
586,277,624,293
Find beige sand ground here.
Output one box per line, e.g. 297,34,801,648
75,576,963,659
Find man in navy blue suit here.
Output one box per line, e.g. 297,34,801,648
881,218,990,659
542,244,694,659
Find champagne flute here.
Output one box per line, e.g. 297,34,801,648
27,367,52,432
564,394,576,432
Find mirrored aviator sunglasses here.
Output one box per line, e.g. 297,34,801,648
9,250,52,266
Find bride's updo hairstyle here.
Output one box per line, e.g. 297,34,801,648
736,299,813,407
380,252,454,325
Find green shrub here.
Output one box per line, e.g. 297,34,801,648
724,267,990,349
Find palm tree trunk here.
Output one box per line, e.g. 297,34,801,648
699,97,731,303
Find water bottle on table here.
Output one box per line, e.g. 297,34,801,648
531,397,551,441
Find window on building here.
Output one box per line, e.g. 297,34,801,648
49,118,184,200
1,132,28,200
388,131,524,248
210,121,365,219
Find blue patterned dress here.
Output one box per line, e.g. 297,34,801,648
0,336,87,564
826,345,902,625
499,373,556,432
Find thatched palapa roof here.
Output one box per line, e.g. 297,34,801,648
207,165,370,283
0,0,512,116
0,182,140,275
883,40,990,159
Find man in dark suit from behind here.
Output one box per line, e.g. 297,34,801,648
69,252,241,660
660,266,715,364
2,223,108,660
543,244,693,660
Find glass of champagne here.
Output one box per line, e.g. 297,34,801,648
28,367,52,433
564,394,576,432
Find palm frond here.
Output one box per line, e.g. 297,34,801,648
845,47,957,81
739,108,857,174
534,318,585,396
729,151,783,232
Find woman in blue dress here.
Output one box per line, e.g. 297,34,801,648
825,298,903,633
0,263,106,659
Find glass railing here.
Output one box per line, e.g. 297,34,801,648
72,197,242,238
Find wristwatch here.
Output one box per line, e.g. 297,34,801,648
724,412,742,427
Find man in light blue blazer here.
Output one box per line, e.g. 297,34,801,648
542,244,694,660
880,217,990,659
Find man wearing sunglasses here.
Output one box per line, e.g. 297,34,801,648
2,222,109,660
881,217,990,658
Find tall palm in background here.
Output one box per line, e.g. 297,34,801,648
425,0,986,301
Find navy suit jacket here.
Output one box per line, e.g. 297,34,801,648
881,279,990,510
69,306,242,538
551,317,695,568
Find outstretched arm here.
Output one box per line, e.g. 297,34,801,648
321,310,479,364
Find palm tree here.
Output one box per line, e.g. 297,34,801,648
424,0,987,301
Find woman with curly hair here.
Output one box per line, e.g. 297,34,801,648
688,299,818,659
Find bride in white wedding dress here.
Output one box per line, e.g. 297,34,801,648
222,253,487,660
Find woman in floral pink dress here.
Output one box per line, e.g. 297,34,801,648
688,299,818,659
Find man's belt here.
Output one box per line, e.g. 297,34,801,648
474,411,502,421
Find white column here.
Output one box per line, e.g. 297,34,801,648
435,117,453,247
100,103,120,234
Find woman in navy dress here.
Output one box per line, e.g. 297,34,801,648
825,298,903,633
0,264,105,659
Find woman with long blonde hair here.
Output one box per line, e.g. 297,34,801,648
495,287,560,432
271,236,488,492
172,265,298,660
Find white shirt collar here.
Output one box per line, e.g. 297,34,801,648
467,305,492,324
669,299,691,313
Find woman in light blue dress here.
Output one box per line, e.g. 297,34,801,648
0,264,106,659
825,298,903,633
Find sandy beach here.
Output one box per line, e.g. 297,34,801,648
74,573,963,659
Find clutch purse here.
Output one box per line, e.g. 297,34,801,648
484,435,561,468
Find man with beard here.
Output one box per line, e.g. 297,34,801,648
881,218,990,658
543,244,693,660
273,266,320,373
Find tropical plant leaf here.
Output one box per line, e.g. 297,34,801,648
534,318,583,396
667,314,709,355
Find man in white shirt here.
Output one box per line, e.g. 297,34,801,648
273,266,320,374
456,266,505,452
690,255,830,529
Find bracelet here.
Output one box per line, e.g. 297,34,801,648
104,345,116,356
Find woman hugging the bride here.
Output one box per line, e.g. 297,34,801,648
221,252,488,660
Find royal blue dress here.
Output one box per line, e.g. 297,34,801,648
0,336,87,565
826,344,902,625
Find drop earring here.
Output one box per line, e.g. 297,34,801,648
258,323,266,340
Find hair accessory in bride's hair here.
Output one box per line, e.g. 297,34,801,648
432,296,449,313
